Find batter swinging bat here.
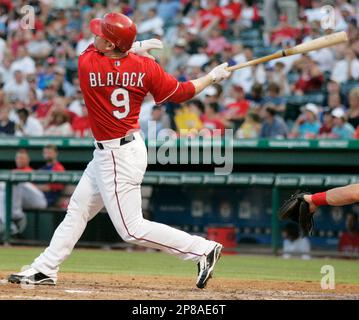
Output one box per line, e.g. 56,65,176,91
226,31,348,72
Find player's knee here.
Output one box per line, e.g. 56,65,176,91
120,220,144,243
121,232,137,243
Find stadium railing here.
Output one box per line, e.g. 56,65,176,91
1,137,359,166
1,170,358,252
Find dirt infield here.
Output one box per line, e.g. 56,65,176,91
0,272,359,300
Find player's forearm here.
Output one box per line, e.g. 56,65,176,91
305,184,359,207
190,74,214,95
326,184,359,205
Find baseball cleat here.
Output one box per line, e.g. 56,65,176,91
8,268,56,285
196,243,223,289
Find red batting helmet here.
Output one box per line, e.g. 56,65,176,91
90,13,137,53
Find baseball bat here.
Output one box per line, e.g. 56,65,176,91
226,31,348,72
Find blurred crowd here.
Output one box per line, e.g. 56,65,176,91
0,0,359,139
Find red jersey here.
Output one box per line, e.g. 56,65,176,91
221,2,241,20
201,115,225,136
198,7,228,30
72,115,91,137
224,101,250,117
338,231,359,255
78,44,195,141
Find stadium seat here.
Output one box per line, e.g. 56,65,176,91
239,28,261,40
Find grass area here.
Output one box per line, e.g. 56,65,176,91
0,246,358,284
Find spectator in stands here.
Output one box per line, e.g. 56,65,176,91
293,56,324,94
34,83,57,121
27,30,52,60
137,8,164,39
323,80,348,109
222,85,250,130
76,26,94,56
331,47,359,84
174,100,204,136
206,29,230,55
201,84,221,106
338,213,359,257
246,83,265,109
0,106,15,135
41,96,70,129
319,111,334,138
37,57,57,90
193,0,228,35
282,222,311,260
27,88,41,113
27,73,43,101
0,149,47,236
10,45,36,75
325,92,346,113
166,38,190,74
37,145,65,207
290,103,320,139
277,0,298,26
157,0,181,24
235,112,261,138
263,82,286,114
44,110,73,137
348,87,359,130
265,62,290,95
270,14,300,46
3,70,30,103
52,66,74,97
201,102,229,136
0,55,12,86
231,46,266,93
15,108,43,137
331,107,355,139
72,100,91,138
234,0,260,32
304,0,326,23
260,104,288,138
144,105,172,139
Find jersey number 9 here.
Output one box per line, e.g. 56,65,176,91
111,88,130,120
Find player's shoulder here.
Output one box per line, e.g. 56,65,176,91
79,44,98,57
127,53,161,72
127,52,154,64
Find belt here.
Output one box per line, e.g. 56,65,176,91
96,134,135,150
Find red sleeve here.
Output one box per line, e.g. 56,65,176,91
252,5,260,21
48,162,65,192
146,59,195,104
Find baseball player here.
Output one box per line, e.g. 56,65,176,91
279,184,359,236
8,13,231,289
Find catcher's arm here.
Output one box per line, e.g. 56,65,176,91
304,184,359,211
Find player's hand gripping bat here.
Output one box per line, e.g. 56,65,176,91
226,31,348,72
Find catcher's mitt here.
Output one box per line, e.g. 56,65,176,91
278,191,314,236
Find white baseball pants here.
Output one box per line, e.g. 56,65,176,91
32,132,216,279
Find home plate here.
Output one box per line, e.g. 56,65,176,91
65,289,93,294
